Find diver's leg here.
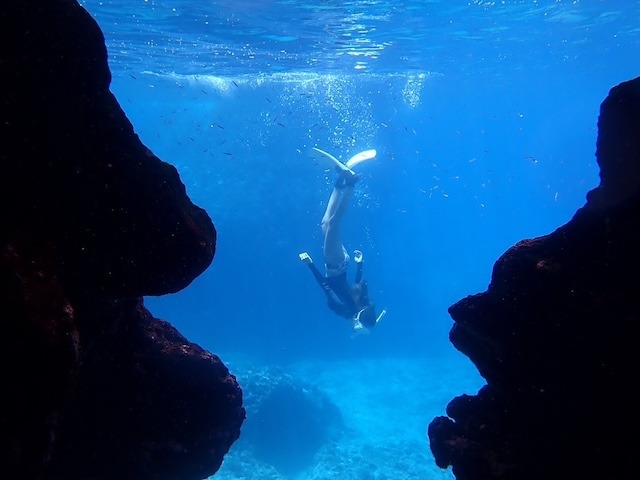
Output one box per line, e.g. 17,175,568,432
322,180,355,268
323,170,360,225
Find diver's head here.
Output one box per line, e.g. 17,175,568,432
356,304,378,329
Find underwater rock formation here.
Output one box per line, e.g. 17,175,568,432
234,365,344,475
428,76,640,480
1,1,244,479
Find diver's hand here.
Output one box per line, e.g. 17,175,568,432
353,250,363,263
299,252,313,264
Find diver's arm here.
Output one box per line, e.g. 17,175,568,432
300,252,348,308
354,249,364,284
307,261,327,288
300,254,334,292
308,262,348,307
300,252,325,285
355,261,363,284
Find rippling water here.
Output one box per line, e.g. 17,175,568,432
81,0,640,77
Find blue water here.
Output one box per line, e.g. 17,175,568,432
80,1,639,478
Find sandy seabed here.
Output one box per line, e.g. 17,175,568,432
213,355,484,480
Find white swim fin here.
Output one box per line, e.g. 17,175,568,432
311,147,352,173
345,149,377,169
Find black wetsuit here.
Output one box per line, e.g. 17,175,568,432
306,261,364,319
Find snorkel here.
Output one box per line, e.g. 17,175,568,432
375,308,387,324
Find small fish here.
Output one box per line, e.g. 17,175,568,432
232,80,239,88
223,152,233,156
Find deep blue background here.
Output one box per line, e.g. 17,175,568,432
80,0,639,365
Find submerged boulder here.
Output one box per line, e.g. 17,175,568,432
235,365,344,475
428,77,640,479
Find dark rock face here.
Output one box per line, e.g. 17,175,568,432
428,76,640,480
1,1,244,479
48,300,244,480
2,0,214,299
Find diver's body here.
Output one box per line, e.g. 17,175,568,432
299,169,384,333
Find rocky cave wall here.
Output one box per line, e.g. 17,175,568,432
1,1,245,479
428,77,640,480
